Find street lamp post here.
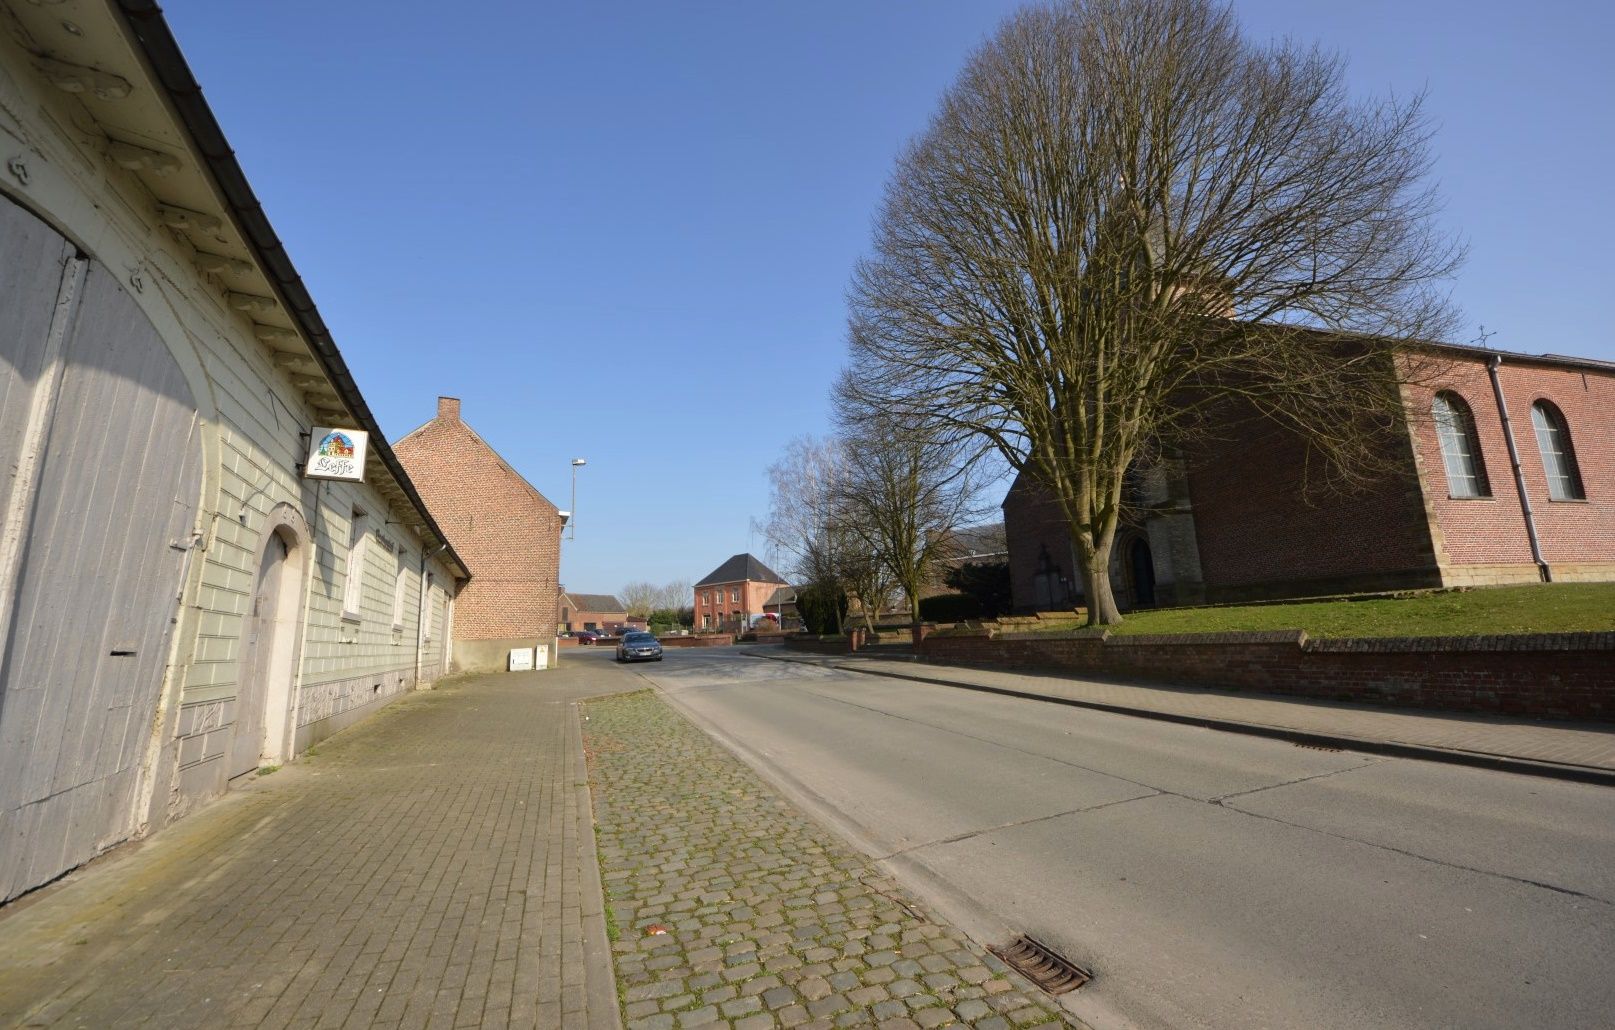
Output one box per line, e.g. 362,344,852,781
569,458,586,540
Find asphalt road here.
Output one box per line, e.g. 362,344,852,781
581,645,1615,1030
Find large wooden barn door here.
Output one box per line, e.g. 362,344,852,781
0,195,202,901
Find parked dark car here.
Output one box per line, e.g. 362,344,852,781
573,630,601,645
616,631,663,663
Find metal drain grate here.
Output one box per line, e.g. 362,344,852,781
988,935,1091,995
1294,742,1343,752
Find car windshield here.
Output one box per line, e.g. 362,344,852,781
623,633,655,643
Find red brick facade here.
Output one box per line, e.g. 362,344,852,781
1407,357,1615,583
1182,409,1440,599
1004,346,1615,610
693,554,788,632
394,398,564,657
694,580,783,631
558,592,629,634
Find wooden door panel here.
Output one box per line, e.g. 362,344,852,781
0,201,201,899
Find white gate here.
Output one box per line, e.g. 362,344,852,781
0,195,202,901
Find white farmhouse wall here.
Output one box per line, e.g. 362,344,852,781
0,20,460,898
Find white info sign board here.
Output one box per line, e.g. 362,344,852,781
304,427,370,482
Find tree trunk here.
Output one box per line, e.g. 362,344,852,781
1076,534,1124,626
1083,560,1123,625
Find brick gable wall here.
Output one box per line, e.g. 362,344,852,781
394,399,563,643
1182,408,1442,598
1002,476,1078,612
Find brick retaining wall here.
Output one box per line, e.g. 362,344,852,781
920,631,1615,720
658,634,734,648
784,634,855,655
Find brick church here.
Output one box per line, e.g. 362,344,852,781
1005,341,1615,612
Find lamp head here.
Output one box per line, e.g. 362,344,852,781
571,458,587,467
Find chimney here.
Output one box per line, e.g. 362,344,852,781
437,396,461,422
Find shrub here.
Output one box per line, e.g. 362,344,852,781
919,593,984,623
797,582,849,635
942,561,1012,619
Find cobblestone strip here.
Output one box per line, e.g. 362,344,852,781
583,689,1070,1030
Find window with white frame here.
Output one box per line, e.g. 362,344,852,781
730,587,739,603
1530,401,1585,501
1432,392,1490,499
342,509,369,619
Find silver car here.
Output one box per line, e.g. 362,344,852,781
616,631,663,663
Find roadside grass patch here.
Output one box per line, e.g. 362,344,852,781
1029,583,1615,639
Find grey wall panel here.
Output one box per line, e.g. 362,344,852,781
0,219,201,900
0,195,75,521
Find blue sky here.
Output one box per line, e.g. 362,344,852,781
164,1,1614,594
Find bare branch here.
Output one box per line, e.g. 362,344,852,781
845,0,1462,624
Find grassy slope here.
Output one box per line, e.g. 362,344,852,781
1091,583,1615,639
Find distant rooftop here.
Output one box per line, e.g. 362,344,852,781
763,585,797,607
696,553,787,587
561,592,625,613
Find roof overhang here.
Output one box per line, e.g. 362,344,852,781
1,0,467,579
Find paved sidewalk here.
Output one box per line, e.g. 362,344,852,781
760,651,1615,781
0,666,633,1029
584,690,1073,1030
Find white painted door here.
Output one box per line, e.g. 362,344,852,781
231,533,289,777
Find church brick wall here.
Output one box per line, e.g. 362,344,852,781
1405,356,1615,584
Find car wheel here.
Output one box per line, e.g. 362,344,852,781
655,655,663,661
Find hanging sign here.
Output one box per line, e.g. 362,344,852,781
304,427,369,482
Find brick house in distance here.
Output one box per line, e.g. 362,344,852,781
395,398,565,670
695,554,788,632
1005,342,1615,612
558,592,631,634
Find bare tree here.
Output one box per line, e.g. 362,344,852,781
834,390,987,627
763,436,843,582
654,579,692,612
620,581,659,619
841,548,895,633
623,579,695,619
843,0,1461,624
764,435,883,632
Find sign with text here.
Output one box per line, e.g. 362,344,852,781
304,427,369,482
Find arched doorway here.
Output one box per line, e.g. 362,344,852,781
231,520,305,778
1129,537,1157,609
